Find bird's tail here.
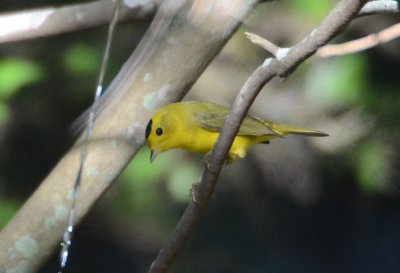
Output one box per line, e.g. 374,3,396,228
270,122,328,137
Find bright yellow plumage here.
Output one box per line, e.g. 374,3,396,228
145,101,328,162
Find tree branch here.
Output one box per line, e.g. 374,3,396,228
1,0,396,44
147,0,368,272
245,31,279,56
0,0,158,44
317,22,400,57
358,0,398,16
0,0,258,272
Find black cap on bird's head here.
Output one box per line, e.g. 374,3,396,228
145,118,161,163
145,119,152,140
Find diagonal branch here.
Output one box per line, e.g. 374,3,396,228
358,0,399,16
1,0,396,44
317,22,400,57
0,1,258,272
0,0,158,44
147,0,368,273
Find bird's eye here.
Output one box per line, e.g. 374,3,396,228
156,127,163,136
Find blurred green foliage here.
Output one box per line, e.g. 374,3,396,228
0,199,20,229
112,149,200,235
292,0,335,21
355,141,392,193
306,55,369,110
0,58,44,98
0,102,9,125
0,58,45,125
63,43,101,75
114,148,169,218
322,55,368,107
167,161,200,202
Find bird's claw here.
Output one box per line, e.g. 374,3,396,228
204,154,213,171
190,182,200,204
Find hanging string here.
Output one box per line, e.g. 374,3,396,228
58,1,122,272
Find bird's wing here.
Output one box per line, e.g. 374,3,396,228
240,116,279,136
192,103,278,136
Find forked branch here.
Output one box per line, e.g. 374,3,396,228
147,0,368,273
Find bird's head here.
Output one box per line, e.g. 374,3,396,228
145,106,181,162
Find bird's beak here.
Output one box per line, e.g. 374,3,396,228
150,146,159,163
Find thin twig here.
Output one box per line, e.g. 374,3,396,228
317,22,400,57
245,32,279,56
147,0,368,273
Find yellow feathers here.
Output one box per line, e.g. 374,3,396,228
145,101,328,162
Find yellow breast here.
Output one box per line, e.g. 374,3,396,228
183,127,269,159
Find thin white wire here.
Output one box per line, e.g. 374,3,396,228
58,0,122,272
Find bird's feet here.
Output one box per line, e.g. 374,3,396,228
203,153,213,171
190,182,200,204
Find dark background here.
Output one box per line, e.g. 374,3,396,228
1,1,400,273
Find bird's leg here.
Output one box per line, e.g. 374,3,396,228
205,151,239,167
227,153,240,164
190,153,215,204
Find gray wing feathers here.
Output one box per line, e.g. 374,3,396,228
191,103,278,136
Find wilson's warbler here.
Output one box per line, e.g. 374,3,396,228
145,101,328,162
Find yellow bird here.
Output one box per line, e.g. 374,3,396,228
145,101,328,162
